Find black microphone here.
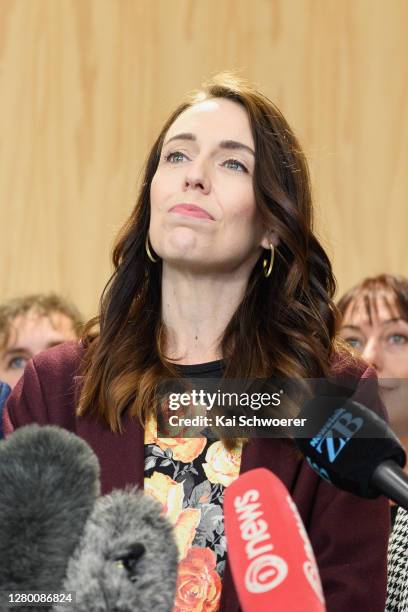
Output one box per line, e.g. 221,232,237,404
294,397,408,509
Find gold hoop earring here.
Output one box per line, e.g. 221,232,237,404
263,243,274,278
145,235,158,263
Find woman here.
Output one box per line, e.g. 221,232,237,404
338,274,408,524
5,74,389,611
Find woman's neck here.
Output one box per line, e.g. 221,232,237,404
161,265,249,365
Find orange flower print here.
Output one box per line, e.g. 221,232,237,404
144,472,201,560
145,415,206,463
173,547,222,612
203,441,242,487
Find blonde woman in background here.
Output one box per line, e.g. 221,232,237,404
338,274,408,524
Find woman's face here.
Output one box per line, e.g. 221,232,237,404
149,98,271,274
340,296,408,378
340,295,408,430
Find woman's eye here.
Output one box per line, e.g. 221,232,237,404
164,151,188,164
222,158,248,173
8,356,28,370
344,337,364,350
387,334,408,345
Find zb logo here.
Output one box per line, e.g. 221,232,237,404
310,408,364,463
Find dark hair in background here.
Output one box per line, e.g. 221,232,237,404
0,293,83,349
337,274,408,323
78,73,340,442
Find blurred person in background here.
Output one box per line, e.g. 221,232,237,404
0,293,82,389
0,380,10,439
338,274,408,523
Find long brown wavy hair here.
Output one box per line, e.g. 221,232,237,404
78,73,340,441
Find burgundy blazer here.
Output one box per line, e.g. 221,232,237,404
4,342,390,612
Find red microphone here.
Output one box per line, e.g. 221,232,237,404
224,468,326,612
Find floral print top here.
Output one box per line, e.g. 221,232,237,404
143,361,242,612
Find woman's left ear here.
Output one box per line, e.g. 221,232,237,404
260,230,279,250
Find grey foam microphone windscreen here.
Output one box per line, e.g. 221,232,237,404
55,488,179,612
0,425,100,595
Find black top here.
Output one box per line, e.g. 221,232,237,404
176,360,223,378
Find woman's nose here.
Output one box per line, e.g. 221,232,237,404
183,159,210,194
361,339,383,372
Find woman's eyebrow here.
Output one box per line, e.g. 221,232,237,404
340,325,362,332
2,348,32,359
164,133,255,156
218,140,254,156
382,317,406,326
164,132,195,146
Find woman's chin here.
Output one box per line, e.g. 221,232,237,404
162,254,211,273
160,235,205,261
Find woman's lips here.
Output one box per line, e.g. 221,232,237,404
169,204,214,220
378,382,399,391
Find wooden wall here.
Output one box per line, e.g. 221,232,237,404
1,0,407,318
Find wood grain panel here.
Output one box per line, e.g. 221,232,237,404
0,0,407,317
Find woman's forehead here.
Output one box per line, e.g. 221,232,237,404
344,291,401,325
165,98,254,146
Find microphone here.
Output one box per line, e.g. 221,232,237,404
0,424,100,594
223,467,326,612
56,488,179,612
294,397,408,509
0,424,178,611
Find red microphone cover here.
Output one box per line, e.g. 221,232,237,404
224,468,326,612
